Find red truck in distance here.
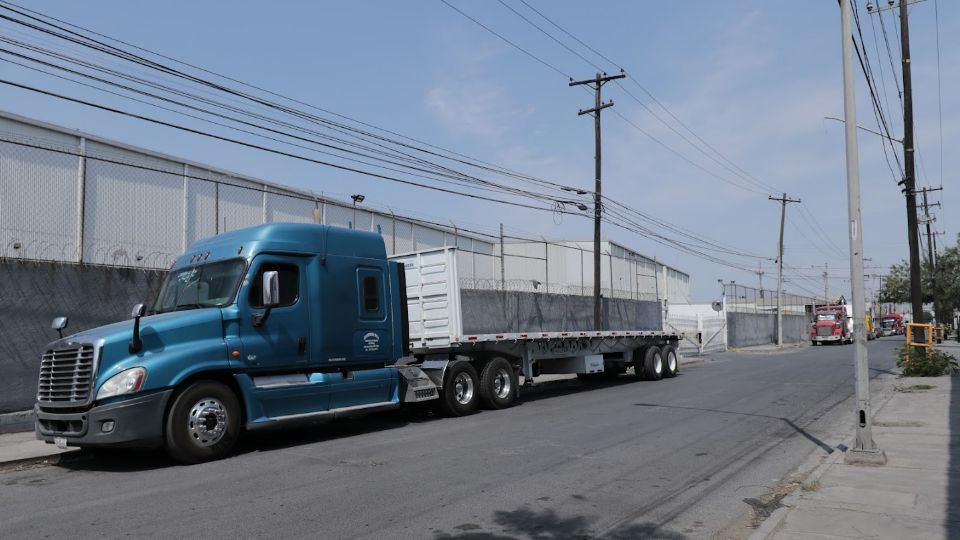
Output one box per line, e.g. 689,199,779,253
810,304,852,345
879,313,904,336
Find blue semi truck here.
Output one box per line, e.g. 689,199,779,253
35,223,680,463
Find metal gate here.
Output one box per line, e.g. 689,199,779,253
666,314,726,356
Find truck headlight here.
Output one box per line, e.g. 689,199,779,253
96,367,146,400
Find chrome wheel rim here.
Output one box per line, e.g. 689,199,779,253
492,368,512,399
454,372,475,405
654,352,663,375
187,397,227,447
667,351,677,372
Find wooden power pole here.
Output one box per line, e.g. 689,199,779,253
769,193,800,347
570,71,625,331
898,0,925,322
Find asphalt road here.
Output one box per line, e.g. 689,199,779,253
0,338,902,539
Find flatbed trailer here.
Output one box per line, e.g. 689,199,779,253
392,248,683,413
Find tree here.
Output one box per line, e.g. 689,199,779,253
879,234,960,323
932,234,960,324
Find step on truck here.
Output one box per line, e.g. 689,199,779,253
34,223,681,463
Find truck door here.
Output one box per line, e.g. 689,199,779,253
327,265,394,409
238,255,312,370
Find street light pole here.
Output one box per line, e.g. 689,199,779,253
840,0,885,465
351,194,365,229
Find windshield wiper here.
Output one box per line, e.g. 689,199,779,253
174,303,202,312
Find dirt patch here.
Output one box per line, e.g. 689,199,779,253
895,384,936,393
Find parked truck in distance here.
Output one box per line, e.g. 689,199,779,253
810,304,853,345
879,313,904,336
34,223,681,463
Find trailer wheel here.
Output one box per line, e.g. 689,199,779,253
661,345,679,378
479,357,517,409
642,346,664,381
437,361,480,417
164,380,241,464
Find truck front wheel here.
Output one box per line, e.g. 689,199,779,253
479,357,518,409
437,362,480,417
164,380,241,464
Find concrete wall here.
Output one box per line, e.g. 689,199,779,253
0,260,163,414
727,312,810,348
460,290,662,334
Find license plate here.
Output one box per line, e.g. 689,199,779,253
54,437,68,449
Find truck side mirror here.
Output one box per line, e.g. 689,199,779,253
253,271,280,327
262,271,280,308
51,316,68,339
129,303,146,354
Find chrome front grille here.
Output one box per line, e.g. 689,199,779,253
817,326,833,337
37,345,96,404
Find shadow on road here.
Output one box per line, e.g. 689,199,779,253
53,375,668,472
633,402,836,454
432,506,687,540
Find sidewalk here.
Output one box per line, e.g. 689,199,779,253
758,354,960,539
0,431,78,471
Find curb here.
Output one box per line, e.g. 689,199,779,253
0,448,84,474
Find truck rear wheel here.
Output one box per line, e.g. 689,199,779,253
437,361,480,417
661,345,679,378
164,380,241,464
479,357,517,409
642,346,664,381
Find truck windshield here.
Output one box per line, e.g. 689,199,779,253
816,314,837,321
881,319,896,328
152,259,246,314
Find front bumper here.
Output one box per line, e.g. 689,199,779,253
813,335,842,342
35,389,173,448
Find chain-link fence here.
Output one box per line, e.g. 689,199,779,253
723,283,815,315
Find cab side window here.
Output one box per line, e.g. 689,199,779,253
357,267,384,320
250,263,299,307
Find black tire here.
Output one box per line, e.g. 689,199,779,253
478,357,518,410
437,361,480,417
811,341,817,346
164,380,241,464
661,344,679,378
631,348,647,380
642,346,664,381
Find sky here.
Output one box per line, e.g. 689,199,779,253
0,0,955,302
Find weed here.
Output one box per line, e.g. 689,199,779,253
801,480,821,492
896,346,958,377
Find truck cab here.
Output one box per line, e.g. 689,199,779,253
810,304,852,345
35,223,413,462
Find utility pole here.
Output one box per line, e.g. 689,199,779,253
823,262,829,304
757,261,765,292
840,0,884,465
919,186,943,322
896,0,925,323
769,193,800,347
570,70,625,331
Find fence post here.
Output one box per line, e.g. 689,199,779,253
544,240,549,294
76,136,86,263
181,163,189,252
499,223,505,291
